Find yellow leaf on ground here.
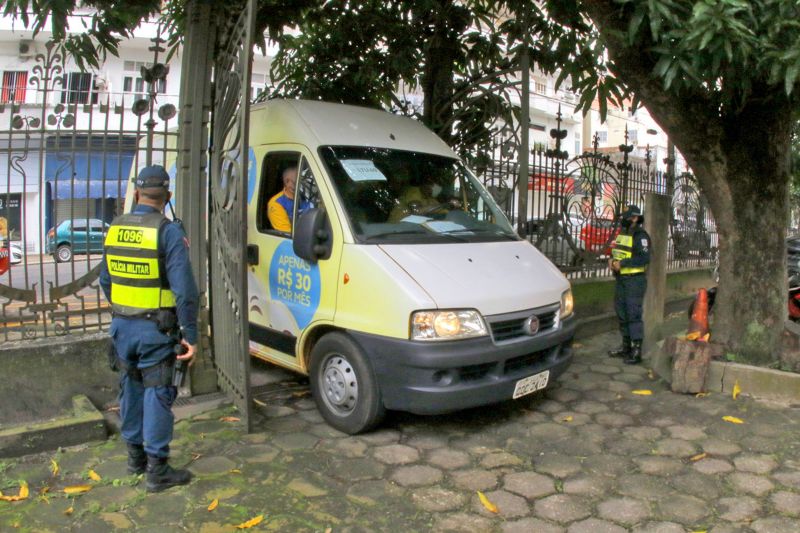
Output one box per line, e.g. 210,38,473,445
686,331,701,341
699,333,710,342
207,498,219,511
220,416,241,422
695,392,710,398
690,453,707,462
732,380,741,400
477,491,499,513
50,459,60,476
88,470,101,481
253,398,267,407
235,514,264,529
63,485,92,495
631,390,652,396
64,506,74,515
229,469,242,474
722,415,744,424
0,482,29,502
647,369,655,380
561,416,573,422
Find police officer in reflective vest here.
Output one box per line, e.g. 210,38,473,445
608,205,651,365
99,165,198,492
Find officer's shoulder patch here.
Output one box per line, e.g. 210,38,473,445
641,237,649,251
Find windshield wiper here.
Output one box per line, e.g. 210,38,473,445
437,228,519,240
363,230,428,241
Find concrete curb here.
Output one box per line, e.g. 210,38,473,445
649,339,800,404
0,395,107,458
575,295,694,340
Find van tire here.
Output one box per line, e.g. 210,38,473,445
309,332,385,435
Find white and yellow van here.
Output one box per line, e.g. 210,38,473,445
126,100,575,434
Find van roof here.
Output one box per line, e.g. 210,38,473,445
249,99,457,159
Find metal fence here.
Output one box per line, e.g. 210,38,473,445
0,40,179,341
477,127,718,280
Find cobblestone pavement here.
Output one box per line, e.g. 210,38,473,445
2,328,800,532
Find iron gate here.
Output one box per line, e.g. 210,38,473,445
208,0,257,431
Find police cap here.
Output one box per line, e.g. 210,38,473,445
135,165,170,190
621,205,642,219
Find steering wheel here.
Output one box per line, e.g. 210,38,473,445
420,199,462,216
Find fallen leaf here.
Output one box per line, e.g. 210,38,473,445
722,415,744,424
292,390,310,398
88,469,101,481
253,398,267,407
732,380,741,400
695,392,710,398
647,369,655,380
39,486,50,495
64,506,74,515
686,331,700,341
0,482,29,502
208,498,219,511
220,416,241,422
63,485,92,495
690,453,707,462
572,342,583,348
477,491,499,513
324,529,332,533
561,416,573,422
105,406,120,413
190,453,203,462
235,514,264,529
699,333,710,342
631,390,652,396
229,469,242,474
50,459,60,476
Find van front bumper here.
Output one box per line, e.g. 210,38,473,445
348,314,575,415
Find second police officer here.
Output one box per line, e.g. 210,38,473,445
100,165,198,492
608,204,651,365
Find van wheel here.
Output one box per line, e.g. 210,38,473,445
56,244,72,263
309,332,385,435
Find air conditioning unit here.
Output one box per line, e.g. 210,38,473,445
18,39,36,59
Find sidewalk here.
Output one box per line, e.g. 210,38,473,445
2,325,800,532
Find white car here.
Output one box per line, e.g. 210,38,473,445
4,241,22,264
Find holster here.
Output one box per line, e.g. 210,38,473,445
116,357,143,383
141,357,177,388
107,340,119,372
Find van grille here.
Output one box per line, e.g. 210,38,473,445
488,310,558,342
458,361,496,382
504,349,552,375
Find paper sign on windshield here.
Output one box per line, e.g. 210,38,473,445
340,159,388,182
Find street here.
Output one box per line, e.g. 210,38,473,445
0,254,103,292
1,327,798,532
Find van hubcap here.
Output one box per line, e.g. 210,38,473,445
320,355,358,415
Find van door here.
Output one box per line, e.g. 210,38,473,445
246,146,340,373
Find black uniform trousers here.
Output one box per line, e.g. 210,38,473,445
614,273,647,341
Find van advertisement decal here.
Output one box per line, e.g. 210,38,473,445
269,241,321,329
247,147,257,205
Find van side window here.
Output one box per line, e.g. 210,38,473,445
257,151,302,236
296,157,322,216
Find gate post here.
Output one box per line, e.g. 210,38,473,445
176,0,218,394
643,192,670,353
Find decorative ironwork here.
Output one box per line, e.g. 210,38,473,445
208,0,256,431
0,31,180,341
670,172,715,262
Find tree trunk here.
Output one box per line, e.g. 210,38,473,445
420,0,459,143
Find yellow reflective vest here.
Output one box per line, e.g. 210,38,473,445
612,233,647,275
104,212,176,316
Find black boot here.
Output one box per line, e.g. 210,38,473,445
145,456,193,493
624,340,643,365
127,443,147,475
608,337,631,358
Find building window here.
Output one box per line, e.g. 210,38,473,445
1,71,28,103
596,131,608,144
628,129,638,144
61,72,98,104
531,123,546,132
574,131,581,156
534,80,547,94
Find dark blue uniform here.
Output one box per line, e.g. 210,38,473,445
614,225,651,343
100,204,199,458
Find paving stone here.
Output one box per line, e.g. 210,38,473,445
618,474,677,500
693,457,734,475
717,495,761,522
271,432,319,451
358,429,401,445
264,416,309,433
528,422,574,441
538,400,566,414
597,497,651,526
427,448,470,470
308,423,350,439
345,479,405,507
86,485,139,509
623,426,662,441
327,457,386,482
571,401,610,415
751,516,800,532
567,518,627,533
739,435,784,454
190,455,237,475
547,388,580,403
634,456,685,476
728,472,774,496
319,437,368,458
631,522,686,533
411,487,466,512
98,512,134,529
654,438,698,457
583,454,634,477
403,434,449,450
504,471,556,499
666,425,707,440
771,490,800,516
553,412,592,425
700,438,742,456
534,455,583,478
772,470,800,489
502,517,564,533
237,444,279,463
654,494,710,524
594,412,635,427
734,454,778,474
670,471,722,499
450,469,498,491
297,407,325,423
373,444,419,465
433,512,494,533
562,475,614,497
391,465,443,487
480,452,523,469
473,489,529,518
534,494,591,523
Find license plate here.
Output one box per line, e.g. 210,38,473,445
512,370,550,399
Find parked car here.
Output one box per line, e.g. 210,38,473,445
1,240,23,265
579,217,619,256
46,219,109,262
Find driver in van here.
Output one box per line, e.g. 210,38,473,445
389,182,441,222
268,166,303,232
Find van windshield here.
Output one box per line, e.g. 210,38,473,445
319,146,518,244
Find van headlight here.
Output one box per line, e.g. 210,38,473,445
410,309,488,341
560,289,574,318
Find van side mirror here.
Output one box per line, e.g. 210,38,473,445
293,208,332,263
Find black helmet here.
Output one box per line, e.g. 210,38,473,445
621,205,642,219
